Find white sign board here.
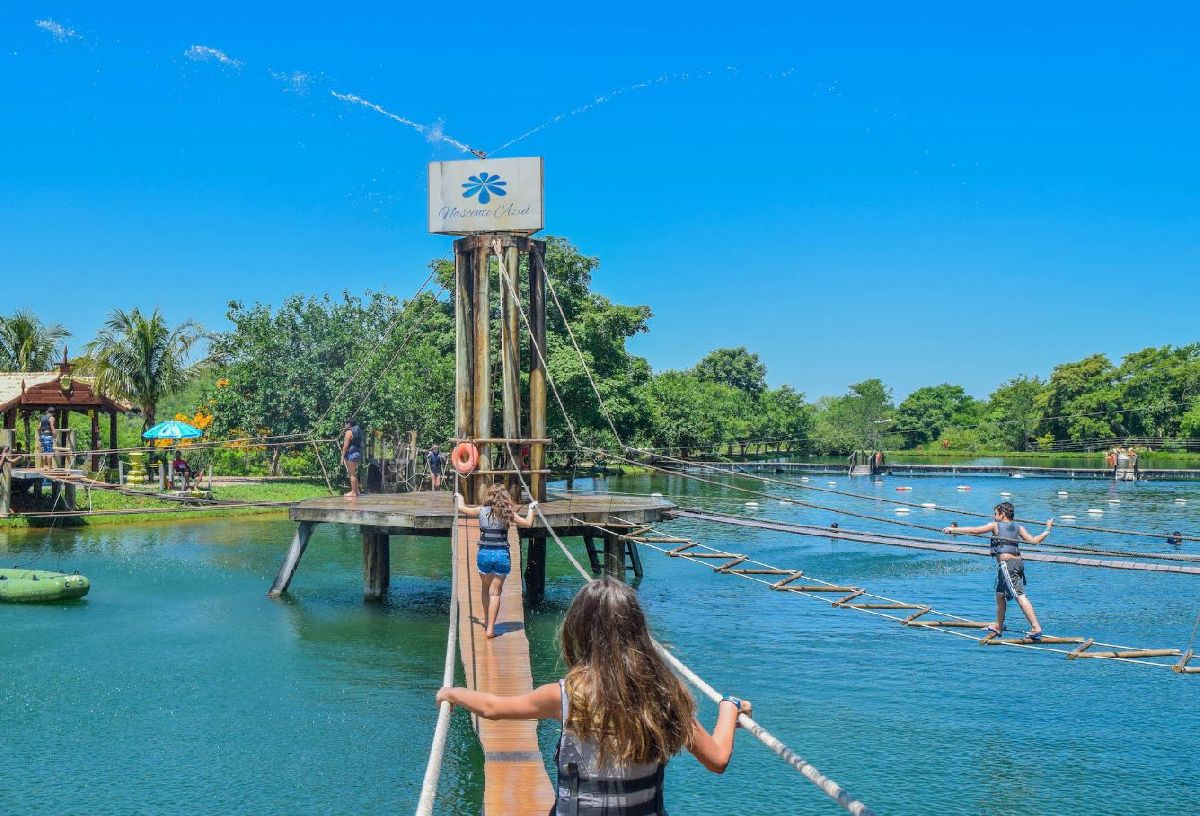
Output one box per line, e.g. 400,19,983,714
428,157,544,235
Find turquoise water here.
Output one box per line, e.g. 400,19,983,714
2,473,1198,814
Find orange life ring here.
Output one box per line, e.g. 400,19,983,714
452,442,479,475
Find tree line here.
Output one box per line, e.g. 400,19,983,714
4,236,1198,473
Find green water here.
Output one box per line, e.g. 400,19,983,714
3,473,1198,814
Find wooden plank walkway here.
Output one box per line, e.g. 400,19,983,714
453,517,555,816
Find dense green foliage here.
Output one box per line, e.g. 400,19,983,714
9,238,1199,471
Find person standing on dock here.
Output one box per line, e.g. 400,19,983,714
436,577,752,813
427,444,444,491
340,419,363,498
37,409,55,469
942,501,1052,641
455,484,537,638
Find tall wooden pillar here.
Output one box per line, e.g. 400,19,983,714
90,409,100,472
603,531,624,579
108,410,118,472
0,428,14,518
362,528,390,601
471,245,492,504
22,411,31,457
528,242,548,503
523,535,547,605
500,244,523,498
454,248,475,499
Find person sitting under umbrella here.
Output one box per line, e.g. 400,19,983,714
172,451,194,490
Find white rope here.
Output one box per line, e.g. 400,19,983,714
415,472,461,816
501,443,876,815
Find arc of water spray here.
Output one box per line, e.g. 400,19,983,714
330,91,485,157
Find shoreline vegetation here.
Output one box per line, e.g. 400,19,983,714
4,236,1198,526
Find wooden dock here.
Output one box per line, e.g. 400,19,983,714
453,516,555,815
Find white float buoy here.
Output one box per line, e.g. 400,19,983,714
800,477,810,482
827,481,837,486
1057,491,1069,497
956,485,971,492
874,480,884,485
921,502,936,509
651,492,663,497
1000,492,1012,497
1060,515,1077,521
1107,498,1120,504
894,507,910,514
1087,508,1104,515
745,501,759,507
1174,499,1187,504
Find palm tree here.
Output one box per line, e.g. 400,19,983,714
0,309,70,371
81,307,204,431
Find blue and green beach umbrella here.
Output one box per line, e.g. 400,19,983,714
142,420,203,440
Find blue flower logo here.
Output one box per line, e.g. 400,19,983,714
462,172,507,205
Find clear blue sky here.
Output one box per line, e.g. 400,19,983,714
3,3,1197,400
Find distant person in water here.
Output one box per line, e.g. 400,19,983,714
1167,531,1183,546
943,502,1053,641
427,444,444,491
340,419,363,498
455,484,537,638
436,577,751,815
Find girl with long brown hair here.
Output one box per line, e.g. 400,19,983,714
436,577,751,814
454,484,538,638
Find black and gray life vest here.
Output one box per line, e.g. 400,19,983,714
479,506,508,548
552,679,666,816
990,520,1022,557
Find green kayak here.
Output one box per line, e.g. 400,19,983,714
0,569,90,603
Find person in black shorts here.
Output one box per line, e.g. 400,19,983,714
340,419,363,498
427,444,445,491
943,502,1053,641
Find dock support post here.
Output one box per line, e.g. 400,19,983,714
583,534,602,574
524,534,547,606
64,482,76,511
362,528,391,602
603,531,624,579
625,538,644,578
0,428,12,518
454,242,476,501
268,521,315,597
500,243,523,500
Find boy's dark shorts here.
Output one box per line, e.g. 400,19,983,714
995,558,1027,599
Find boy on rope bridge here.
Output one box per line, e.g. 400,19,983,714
942,501,1053,642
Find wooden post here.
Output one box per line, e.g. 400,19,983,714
408,429,418,491
603,531,624,579
108,410,118,471
528,241,548,503
90,409,100,472
500,243,523,499
22,411,32,459
524,534,547,605
471,242,492,504
362,528,391,601
0,428,13,518
454,241,475,500
268,521,316,596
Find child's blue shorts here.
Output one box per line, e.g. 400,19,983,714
476,546,511,576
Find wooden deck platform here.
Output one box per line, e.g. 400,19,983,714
289,491,675,537
453,517,555,815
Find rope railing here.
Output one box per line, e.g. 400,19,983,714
415,472,462,816
499,442,876,815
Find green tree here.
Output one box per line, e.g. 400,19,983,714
758,385,815,449
813,379,894,453
984,375,1045,450
692,347,768,397
639,371,753,456
81,307,204,431
0,309,70,371
894,383,980,446
1037,354,1120,441
1113,344,1200,437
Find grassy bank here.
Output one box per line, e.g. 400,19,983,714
1,479,331,528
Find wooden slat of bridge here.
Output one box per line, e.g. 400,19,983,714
453,517,555,816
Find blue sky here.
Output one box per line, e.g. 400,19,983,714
3,2,1197,400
